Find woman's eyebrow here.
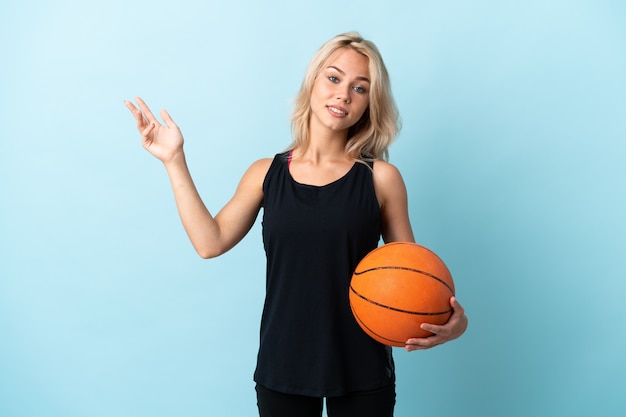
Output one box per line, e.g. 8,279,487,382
327,65,371,83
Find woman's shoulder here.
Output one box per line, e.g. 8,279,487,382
245,157,274,178
372,159,403,182
241,151,292,187
371,159,407,203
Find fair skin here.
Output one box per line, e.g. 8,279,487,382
124,47,467,352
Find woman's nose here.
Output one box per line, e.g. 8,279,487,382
336,86,351,103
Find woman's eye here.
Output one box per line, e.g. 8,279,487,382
353,86,367,94
329,76,339,83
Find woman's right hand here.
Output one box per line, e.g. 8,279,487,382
124,97,184,164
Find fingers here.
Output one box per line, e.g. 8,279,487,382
141,121,155,137
420,322,447,336
405,343,430,352
405,336,443,352
404,297,468,352
124,97,164,130
160,108,178,129
126,97,177,128
124,99,143,124
450,296,465,315
417,297,459,335
123,99,137,113
124,98,151,133
134,96,160,125
404,325,447,351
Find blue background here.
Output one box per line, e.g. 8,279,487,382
1,0,625,416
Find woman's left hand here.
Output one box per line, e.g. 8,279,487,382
405,296,468,352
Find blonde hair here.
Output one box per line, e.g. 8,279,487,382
289,32,400,161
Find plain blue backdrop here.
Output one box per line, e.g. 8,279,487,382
1,0,625,416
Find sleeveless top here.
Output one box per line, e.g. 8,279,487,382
254,151,395,397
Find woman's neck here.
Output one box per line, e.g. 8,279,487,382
295,125,350,164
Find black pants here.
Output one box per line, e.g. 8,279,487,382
256,384,396,417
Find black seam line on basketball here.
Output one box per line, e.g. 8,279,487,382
352,306,404,345
350,286,453,316
354,266,454,294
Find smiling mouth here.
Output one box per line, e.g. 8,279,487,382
328,106,347,115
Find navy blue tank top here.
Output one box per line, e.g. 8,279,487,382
254,152,395,397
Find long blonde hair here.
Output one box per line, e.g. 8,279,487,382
289,32,400,161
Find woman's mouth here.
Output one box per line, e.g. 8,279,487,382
328,106,347,116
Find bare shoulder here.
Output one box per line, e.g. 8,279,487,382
246,158,274,177
239,158,272,182
230,158,273,205
234,157,274,195
372,159,408,209
372,159,405,186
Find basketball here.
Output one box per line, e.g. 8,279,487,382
349,242,455,347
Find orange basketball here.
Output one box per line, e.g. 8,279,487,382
349,242,455,347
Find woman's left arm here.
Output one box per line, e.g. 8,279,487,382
373,161,468,352
372,161,415,244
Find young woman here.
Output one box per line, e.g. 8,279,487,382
125,32,467,417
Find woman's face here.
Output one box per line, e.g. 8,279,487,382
309,48,371,137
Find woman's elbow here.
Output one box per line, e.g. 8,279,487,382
195,241,233,259
195,244,224,259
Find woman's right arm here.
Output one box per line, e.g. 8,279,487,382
124,97,269,258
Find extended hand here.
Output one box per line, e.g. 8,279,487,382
124,97,184,163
